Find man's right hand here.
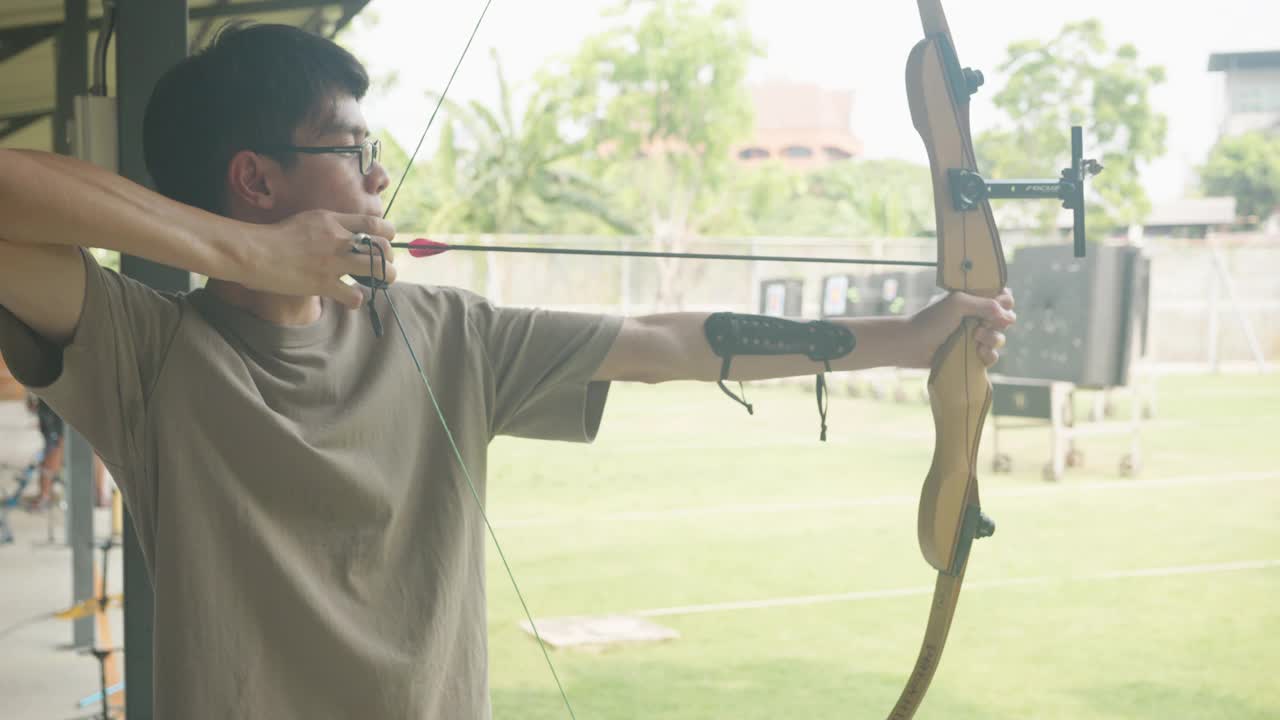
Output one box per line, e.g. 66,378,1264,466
0,150,405,346
240,210,399,310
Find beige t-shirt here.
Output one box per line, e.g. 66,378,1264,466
0,250,622,718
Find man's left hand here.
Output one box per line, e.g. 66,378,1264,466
905,289,1016,369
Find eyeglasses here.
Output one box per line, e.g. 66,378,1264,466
257,138,381,175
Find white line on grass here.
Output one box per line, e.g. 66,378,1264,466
630,559,1280,618
495,470,1279,529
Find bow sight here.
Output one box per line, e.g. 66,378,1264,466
948,126,1104,258
931,30,1103,259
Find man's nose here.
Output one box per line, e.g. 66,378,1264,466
369,160,391,196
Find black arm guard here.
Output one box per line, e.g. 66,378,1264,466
704,313,855,441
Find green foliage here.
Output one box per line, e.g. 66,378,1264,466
383,50,628,235
525,0,765,307
541,0,763,237
90,248,120,272
1200,130,1280,224
975,19,1167,238
371,0,937,248
723,159,935,238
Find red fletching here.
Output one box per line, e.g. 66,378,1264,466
407,238,449,258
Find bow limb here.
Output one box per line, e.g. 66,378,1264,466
888,2,1004,718
916,0,953,41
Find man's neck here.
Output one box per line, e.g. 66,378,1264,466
204,279,322,326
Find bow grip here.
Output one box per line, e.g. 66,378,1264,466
918,318,993,573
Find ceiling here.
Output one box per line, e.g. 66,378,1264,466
0,0,370,150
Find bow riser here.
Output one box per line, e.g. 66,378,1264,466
906,37,1006,295
906,0,1006,578
920,322,992,573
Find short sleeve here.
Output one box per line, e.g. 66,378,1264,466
465,293,623,442
0,249,182,508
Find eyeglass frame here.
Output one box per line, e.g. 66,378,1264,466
255,138,381,175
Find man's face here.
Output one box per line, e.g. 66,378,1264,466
275,93,390,218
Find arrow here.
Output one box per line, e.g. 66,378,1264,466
392,238,936,267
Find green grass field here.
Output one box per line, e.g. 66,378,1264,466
480,371,1280,719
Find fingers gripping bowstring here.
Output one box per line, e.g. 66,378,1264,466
365,1,580,717
354,233,388,336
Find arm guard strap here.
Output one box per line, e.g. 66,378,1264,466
703,313,855,441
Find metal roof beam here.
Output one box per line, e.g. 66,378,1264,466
0,21,59,64
0,109,51,141
1,0,366,47
189,0,351,20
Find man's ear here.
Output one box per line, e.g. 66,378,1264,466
226,150,282,210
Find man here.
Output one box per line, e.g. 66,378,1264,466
0,23,1013,718
26,394,65,511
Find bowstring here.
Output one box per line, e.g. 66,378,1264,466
382,0,494,220
371,1,579,717
383,298,577,719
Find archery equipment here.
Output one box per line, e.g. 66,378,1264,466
354,1,1101,717
704,312,856,440
887,3,1097,718
394,237,936,267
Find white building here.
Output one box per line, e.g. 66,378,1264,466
1208,50,1280,138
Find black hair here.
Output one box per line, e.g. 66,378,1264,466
142,22,369,214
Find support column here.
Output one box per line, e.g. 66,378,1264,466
56,0,96,650
115,1,189,717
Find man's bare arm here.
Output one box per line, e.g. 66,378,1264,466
0,149,395,345
0,149,242,344
593,292,1015,384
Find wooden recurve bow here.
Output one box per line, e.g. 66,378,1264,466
887,2,1004,718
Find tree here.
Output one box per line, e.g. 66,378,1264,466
542,0,762,308
1200,130,1280,225
724,158,934,238
805,159,935,237
386,50,631,237
975,19,1167,239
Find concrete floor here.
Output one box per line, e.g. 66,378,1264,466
0,399,125,720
